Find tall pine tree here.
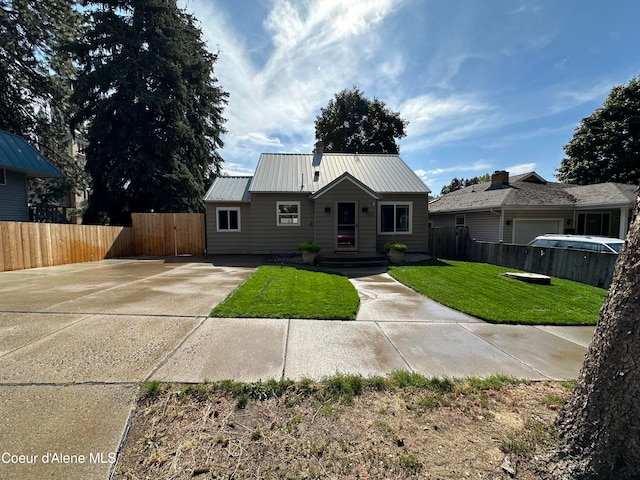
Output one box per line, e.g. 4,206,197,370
71,0,228,225
1,0,86,217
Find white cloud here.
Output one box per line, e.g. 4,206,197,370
415,160,494,190
220,162,255,177
235,132,284,148
549,81,613,115
185,0,401,166
399,94,496,151
505,163,537,175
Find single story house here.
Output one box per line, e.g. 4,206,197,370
204,143,431,255
0,130,64,222
429,170,637,244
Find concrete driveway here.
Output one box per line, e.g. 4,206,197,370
0,258,594,479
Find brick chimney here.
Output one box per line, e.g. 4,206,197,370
491,170,509,187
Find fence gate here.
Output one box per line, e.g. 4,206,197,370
131,213,205,256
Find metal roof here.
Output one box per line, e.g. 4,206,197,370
309,172,383,200
204,176,252,202
0,130,63,178
248,153,430,194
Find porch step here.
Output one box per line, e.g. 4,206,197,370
317,255,389,268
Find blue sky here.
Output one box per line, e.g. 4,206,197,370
180,0,640,194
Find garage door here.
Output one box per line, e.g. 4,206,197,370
513,219,562,245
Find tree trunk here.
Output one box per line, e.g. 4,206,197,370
547,192,640,479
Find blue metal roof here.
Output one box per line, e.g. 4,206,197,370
0,130,64,178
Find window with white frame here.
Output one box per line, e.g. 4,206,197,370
216,207,241,232
455,214,466,227
276,201,300,226
379,202,412,234
0,168,6,186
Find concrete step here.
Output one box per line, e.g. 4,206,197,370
317,255,389,268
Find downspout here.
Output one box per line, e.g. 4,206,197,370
490,208,504,242
619,207,630,239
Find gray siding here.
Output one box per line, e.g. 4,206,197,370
205,202,253,254
375,193,429,253
313,180,378,254
465,212,501,242
429,212,501,242
249,193,315,254
430,212,500,242
0,169,28,221
431,209,576,243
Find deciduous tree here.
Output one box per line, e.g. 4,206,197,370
546,190,640,479
71,0,228,225
440,174,490,195
314,87,407,154
557,77,640,186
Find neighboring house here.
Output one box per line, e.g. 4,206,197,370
205,143,431,255
0,130,64,222
429,170,637,244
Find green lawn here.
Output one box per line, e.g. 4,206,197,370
211,266,360,320
389,259,607,325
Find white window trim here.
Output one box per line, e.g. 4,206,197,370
0,168,6,186
455,214,466,227
216,206,241,232
276,201,301,227
378,201,413,235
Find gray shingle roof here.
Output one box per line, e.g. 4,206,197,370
430,172,637,213
248,153,430,194
564,182,637,208
204,176,252,202
0,130,63,178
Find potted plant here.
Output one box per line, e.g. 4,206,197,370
298,241,321,264
385,242,407,263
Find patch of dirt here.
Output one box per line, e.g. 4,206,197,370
114,381,569,479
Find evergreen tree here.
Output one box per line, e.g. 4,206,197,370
314,87,407,154
71,0,228,225
557,76,640,186
0,0,86,217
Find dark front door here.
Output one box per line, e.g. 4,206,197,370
337,202,356,249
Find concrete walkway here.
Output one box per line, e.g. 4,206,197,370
0,258,595,479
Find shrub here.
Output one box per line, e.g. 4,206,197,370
384,242,408,253
297,241,321,253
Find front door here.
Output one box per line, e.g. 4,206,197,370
337,202,357,249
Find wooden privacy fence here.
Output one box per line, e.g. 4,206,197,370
467,241,618,289
428,226,618,288
131,212,205,257
0,221,135,272
0,213,205,272
428,226,469,259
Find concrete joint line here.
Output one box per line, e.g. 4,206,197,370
458,323,551,380
42,263,182,313
0,381,139,388
375,321,414,373
280,319,292,381
0,312,96,360
143,316,209,382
